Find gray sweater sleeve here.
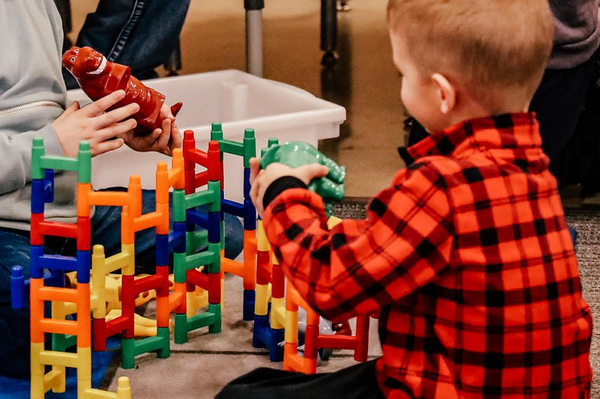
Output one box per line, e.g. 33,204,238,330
0,0,77,228
0,120,63,195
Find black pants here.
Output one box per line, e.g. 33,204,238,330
406,55,598,188
216,359,385,399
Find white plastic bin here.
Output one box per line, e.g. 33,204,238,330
67,70,345,202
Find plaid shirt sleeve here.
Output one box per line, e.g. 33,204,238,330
263,161,454,321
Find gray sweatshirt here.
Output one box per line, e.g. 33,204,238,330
548,0,600,69
0,0,77,230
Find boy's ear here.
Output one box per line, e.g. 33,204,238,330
431,73,456,114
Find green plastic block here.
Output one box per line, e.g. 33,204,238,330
191,230,208,253
121,338,135,369
173,190,186,222
210,122,223,142
134,335,164,356
31,137,46,180
187,312,215,332
185,231,195,256
219,140,244,157
174,314,188,344
51,334,76,352
208,304,221,334
185,190,216,210
268,138,279,147
207,243,221,274
157,327,170,358
77,141,92,184
186,251,217,270
243,129,256,168
174,252,188,283
40,156,79,172
207,182,221,212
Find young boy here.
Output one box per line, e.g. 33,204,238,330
218,0,593,397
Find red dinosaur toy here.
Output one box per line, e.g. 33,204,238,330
63,46,183,135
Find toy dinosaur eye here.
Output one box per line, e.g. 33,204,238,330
70,57,76,62
74,49,79,53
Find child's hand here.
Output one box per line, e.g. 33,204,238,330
118,104,182,156
51,90,139,158
249,158,329,217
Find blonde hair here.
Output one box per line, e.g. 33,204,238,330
387,0,553,109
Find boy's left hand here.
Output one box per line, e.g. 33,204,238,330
250,158,329,217
118,104,182,156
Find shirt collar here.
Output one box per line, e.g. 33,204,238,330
407,112,542,160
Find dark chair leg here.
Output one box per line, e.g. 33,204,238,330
164,37,183,77
337,0,352,12
321,0,339,67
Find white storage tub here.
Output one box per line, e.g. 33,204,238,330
67,70,346,202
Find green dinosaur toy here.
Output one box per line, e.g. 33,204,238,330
259,141,345,216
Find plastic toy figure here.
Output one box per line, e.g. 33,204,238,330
62,46,183,135
260,141,345,215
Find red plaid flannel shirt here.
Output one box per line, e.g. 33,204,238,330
262,113,592,398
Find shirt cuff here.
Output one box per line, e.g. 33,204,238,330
263,176,308,210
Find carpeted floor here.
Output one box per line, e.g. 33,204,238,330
99,201,600,398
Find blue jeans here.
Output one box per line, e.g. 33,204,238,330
0,189,243,378
63,0,191,89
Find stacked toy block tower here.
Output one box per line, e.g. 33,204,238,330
173,134,223,342
252,138,372,373
208,123,258,321
12,139,131,399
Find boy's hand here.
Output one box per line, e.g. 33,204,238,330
249,158,329,217
51,90,139,158
118,104,182,156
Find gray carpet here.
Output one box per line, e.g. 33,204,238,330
102,201,600,398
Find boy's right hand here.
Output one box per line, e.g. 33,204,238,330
51,90,140,158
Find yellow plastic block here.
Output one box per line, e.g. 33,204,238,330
186,287,209,318
257,220,270,252
39,350,79,369
117,377,132,399
284,309,299,343
271,297,286,329
45,368,65,393
255,284,269,316
78,347,92,380
327,216,342,229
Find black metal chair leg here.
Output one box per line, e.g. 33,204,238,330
164,37,183,77
321,0,339,67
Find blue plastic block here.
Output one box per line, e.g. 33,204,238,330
187,209,209,229
44,169,54,204
31,180,45,213
269,327,284,362
156,234,169,266
169,223,186,253
568,226,578,247
46,269,65,288
30,245,45,279
208,212,220,244
252,314,269,349
222,199,244,218
11,266,25,309
186,220,195,232
243,289,255,321
221,192,225,222
77,251,91,283
244,168,251,198
244,200,256,230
